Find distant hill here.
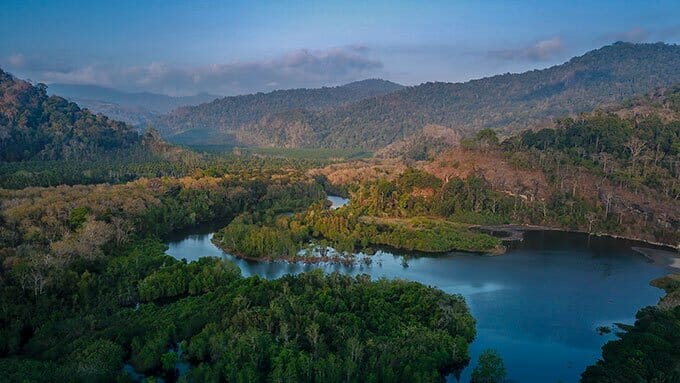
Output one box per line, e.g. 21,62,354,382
160,42,680,149
47,83,218,127
0,69,152,161
157,79,405,144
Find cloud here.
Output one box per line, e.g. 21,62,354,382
2,52,78,74
604,26,650,43
5,46,383,96
7,53,25,67
42,66,113,86
659,25,680,40
488,36,565,62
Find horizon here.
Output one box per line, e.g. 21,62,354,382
8,41,675,99
2,0,680,96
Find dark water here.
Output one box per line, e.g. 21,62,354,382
165,216,670,382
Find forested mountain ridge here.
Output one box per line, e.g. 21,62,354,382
0,69,142,161
0,69,173,162
162,42,680,149
156,79,404,144
314,85,680,245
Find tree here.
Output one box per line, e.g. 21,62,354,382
471,349,506,383
476,128,500,149
624,137,645,173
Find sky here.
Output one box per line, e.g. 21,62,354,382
2,0,680,96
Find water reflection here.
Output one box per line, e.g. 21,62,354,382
165,228,670,383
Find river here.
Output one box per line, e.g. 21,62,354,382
164,197,671,382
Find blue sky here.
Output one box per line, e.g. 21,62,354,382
2,0,679,96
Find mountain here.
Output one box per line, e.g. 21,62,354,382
317,83,679,244
47,83,218,127
157,79,405,144
0,69,150,161
374,124,462,160
160,42,680,149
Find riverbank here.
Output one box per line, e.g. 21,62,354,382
632,247,680,309
474,224,679,253
210,235,361,265
632,247,680,270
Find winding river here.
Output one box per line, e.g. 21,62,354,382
164,197,672,382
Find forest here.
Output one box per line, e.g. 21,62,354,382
0,240,476,383
159,42,680,149
1,51,679,382
157,79,403,145
0,153,482,382
0,69,143,162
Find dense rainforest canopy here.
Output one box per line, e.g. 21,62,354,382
0,50,679,382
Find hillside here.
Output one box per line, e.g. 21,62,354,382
0,69,145,161
157,79,404,144
0,69,178,162
314,86,680,245
47,83,217,127
162,42,680,149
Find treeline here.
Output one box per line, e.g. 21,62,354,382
506,110,680,197
158,79,404,144
350,167,597,230
0,150,334,189
582,274,680,382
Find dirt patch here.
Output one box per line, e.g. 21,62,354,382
423,148,550,200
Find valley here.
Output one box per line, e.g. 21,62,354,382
1,40,679,383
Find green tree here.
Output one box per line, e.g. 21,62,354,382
471,349,506,383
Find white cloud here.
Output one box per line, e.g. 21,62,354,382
41,66,113,86
488,36,565,62
8,53,25,67
13,46,383,96
604,27,650,43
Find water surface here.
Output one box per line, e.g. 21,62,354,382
165,224,669,382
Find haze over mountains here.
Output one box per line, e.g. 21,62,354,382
153,42,680,149
0,70,181,162
7,42,680,152
158,79,405,144
47,84,218,127
0,70,142,161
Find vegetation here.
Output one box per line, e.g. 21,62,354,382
158,79,404,145
0,238,476,382
0,69,142,161
581,305,680,382
213,169,503,261
160,43,680,149
511,110,679,197
471,349,507,383
214,211,501,261
0,147,340,189
238,146,372,160
494,92,680,244
0,156,478,381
